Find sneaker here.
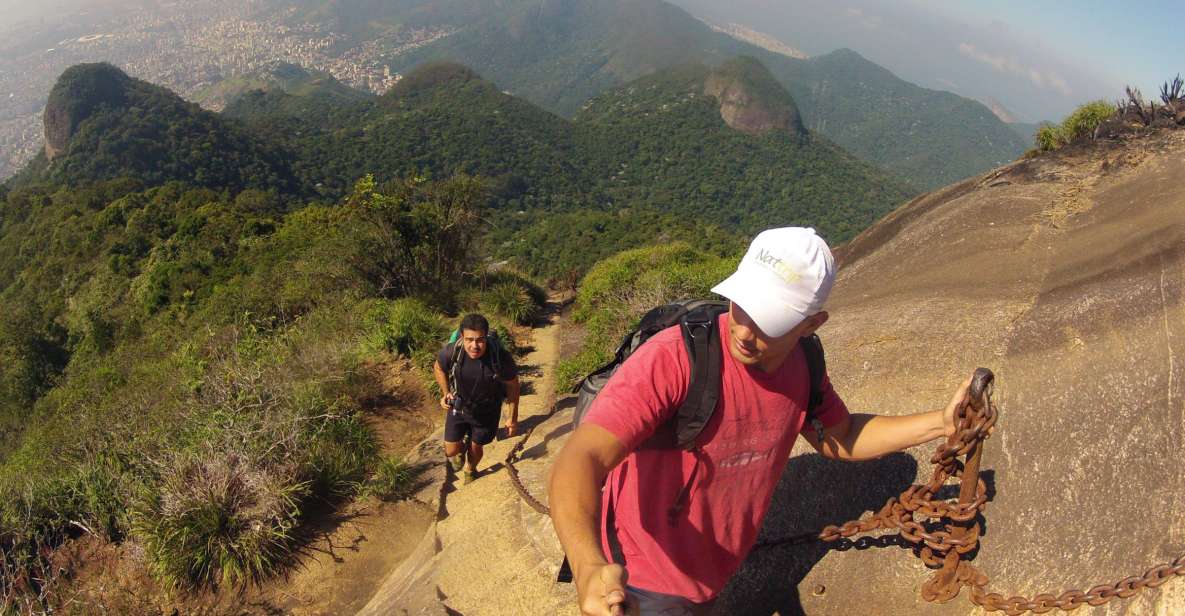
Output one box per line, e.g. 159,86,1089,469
462,468,478,485
448,452,465,472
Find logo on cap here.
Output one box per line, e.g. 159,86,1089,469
753,249,802,284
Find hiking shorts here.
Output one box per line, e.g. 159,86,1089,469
627,586,716,616
444,406,501,445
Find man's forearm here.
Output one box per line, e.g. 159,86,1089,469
432,362,449,395
505,379,520,422
550,445,611,583
824,410,946,461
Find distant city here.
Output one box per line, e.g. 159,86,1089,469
0,0,451,180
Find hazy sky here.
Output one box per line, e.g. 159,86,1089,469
0,0,117,27
3,0,1181,122
673,0,1185,122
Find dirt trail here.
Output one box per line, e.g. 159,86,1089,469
358,302,579,616
246,362,439,615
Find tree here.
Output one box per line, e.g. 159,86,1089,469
343,174,489,300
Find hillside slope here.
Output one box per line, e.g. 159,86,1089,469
228,61,587,202
192,61,370,112
767,48,1028,190
574,58,913,237
31,63,296,194
223,59,912,277
776,129,1185,616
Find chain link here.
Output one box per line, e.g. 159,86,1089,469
506,417,552,515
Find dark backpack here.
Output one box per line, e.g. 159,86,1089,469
571,299,828,449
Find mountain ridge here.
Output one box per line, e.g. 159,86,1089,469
36,63,296,194
375,0,1026,189
13,57,913,281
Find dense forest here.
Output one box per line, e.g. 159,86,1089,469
17,60,915,279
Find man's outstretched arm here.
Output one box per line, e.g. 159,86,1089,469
804,377,972,461
549,423,633,616
501,376,521,436
432,360,451,410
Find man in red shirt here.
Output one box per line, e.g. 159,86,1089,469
549,227,971,616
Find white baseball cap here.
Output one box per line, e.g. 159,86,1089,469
711,227,836,338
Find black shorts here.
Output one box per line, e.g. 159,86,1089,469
444,406,501,445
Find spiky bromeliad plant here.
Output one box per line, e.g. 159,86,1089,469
132,452,307,589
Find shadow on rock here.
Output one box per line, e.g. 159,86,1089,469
714,452,919,616
519,397,577,460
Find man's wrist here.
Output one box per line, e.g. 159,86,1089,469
572,557,610,590
932,408,951,440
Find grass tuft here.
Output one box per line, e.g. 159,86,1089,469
363,457,423,502
132,452,307,590
360,298,449,365
482,281,538,326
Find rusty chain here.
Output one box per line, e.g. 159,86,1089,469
504,367,1185,613
506,413,552,516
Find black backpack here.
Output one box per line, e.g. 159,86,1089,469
571,299,828,449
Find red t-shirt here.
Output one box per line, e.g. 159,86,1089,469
583,313,849,602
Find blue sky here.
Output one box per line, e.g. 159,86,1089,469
4,0,1181,122
675,0,1184,122
931,0,1185,106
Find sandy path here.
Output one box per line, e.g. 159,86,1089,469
358,303,579,616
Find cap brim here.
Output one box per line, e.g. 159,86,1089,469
712,271,806,338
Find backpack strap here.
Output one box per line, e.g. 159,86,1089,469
672,304,726,449
447,340,464,395
799,333,827,444
488,333,502,379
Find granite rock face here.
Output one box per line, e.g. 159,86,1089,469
717,129,1185,615
43,63,131,160
704,57,806,138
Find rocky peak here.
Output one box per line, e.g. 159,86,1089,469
703,56,805,137
43,63,132,161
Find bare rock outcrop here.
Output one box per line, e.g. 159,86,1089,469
729,129,1185,615
43,63,131,160
703,57,806,137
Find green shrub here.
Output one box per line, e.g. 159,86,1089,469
482,281,538,325
1061,100,1116,143
554,351,605,396
1033,100,1116,151
131,452,307,589
557,242,734,392
363,457,422,502
487,270,548,308
66,452,131,541
1034,124,1062,151
360,298,449,359
461,270,546,325
300,408,377,500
